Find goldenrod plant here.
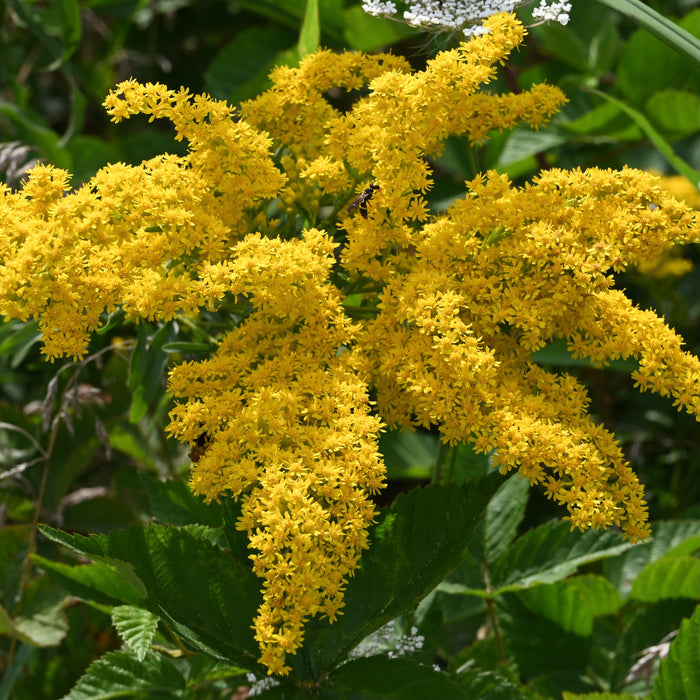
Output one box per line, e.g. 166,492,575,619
1,6,700,700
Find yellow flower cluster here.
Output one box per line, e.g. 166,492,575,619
0,83,284,359
167,231,384,675
1,11,699,675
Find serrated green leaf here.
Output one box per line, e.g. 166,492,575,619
292,473,506,679
454,668,527,700
60,650,185,700
31,555,144,607
613,599,697,691
605,521,700,597
651,604,700,700
470,474,529,564
332,656,466,699
41,523,263,671
112,606,159,662
631,556,700,602
491,521,633,593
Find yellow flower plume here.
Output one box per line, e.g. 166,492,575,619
1,11,699,676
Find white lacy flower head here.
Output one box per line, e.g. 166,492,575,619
348,620,425,660
362,0,572,37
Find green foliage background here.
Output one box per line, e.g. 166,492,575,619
1,1,699,698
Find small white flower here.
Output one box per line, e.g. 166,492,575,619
362,0,573,36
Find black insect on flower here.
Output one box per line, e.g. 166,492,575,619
347,183,380,219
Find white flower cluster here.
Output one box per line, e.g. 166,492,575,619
362,0,573,36
531,0,571,24
348,620,425,660
246,672,280,696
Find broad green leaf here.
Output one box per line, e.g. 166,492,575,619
332,657,466,700
498,594,592,692
651,604,700,700
496,125,569,170
593,0,700,66
293,473,506,679
604,521,700,597
0,100,70,169
31,555,144,607
646,90,700,137
0,320,42,367
518,579,595,636
516,574,624,637
379,428,437,480
112,606,159,662
204,26,295,104
616,22,696,105
567,574,623,617
0,605,38,645
343,5,412,52
298,0,319,56
587,90,700,185
491,520,633,593
60,650,185,700
630,557,700,602
41,523,264,671
562,101,631,137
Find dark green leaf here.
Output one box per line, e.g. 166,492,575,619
140,473,224,527
293,473,506,679
332,656,466,699
32,554,145,607
652,604,700,700
128,323,174,422
60,650,185,700
40,523,263,671
470,474,529,564
204,27,295,104
454,668,527,700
